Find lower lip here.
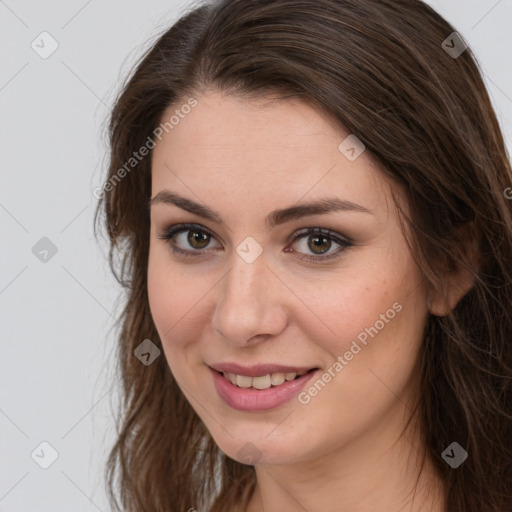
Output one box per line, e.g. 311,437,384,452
210,368,318,412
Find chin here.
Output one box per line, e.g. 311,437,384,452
207,424,310,466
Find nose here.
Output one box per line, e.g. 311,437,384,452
211,250,288,346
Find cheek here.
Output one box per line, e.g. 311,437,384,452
301,271,404,355
147,243,196,332
147,267,192,388
147,248,214,373
147,249,191,355
289,292,426,459
147,250,173,334
305,254,427,397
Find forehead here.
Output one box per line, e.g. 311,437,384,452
151,90,401,219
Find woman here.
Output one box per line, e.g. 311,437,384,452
95,0,512,510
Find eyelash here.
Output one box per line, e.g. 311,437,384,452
157,223,353,263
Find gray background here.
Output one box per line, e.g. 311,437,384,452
1,1,511,510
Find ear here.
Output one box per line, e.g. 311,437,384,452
428,221,480,317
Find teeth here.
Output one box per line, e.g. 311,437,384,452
252,374,271,389
236,375,252,388
223,370,309,390
270,373,285,386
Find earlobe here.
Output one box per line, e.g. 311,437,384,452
428,290,451,317
427,221,480,317
428,268,476,317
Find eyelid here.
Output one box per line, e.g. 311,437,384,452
158,222,221,250
287,226,354,245
157,222,353,261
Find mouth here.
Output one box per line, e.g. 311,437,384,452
208,363,320,411
214,368,318,390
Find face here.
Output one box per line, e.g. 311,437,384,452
148,89,430,466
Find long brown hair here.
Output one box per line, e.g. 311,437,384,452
95,1,512,510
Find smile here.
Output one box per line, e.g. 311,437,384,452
221,370,309,389
209,365,319,411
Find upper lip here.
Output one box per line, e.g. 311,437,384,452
209,362,318,377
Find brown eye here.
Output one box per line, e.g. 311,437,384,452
159,223,352,263
187,230,210,249
288,227,353,262
158,223,221,257
307,234,332,254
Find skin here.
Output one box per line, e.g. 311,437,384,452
147,89,471,511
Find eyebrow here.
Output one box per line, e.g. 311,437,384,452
149,190,373,228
